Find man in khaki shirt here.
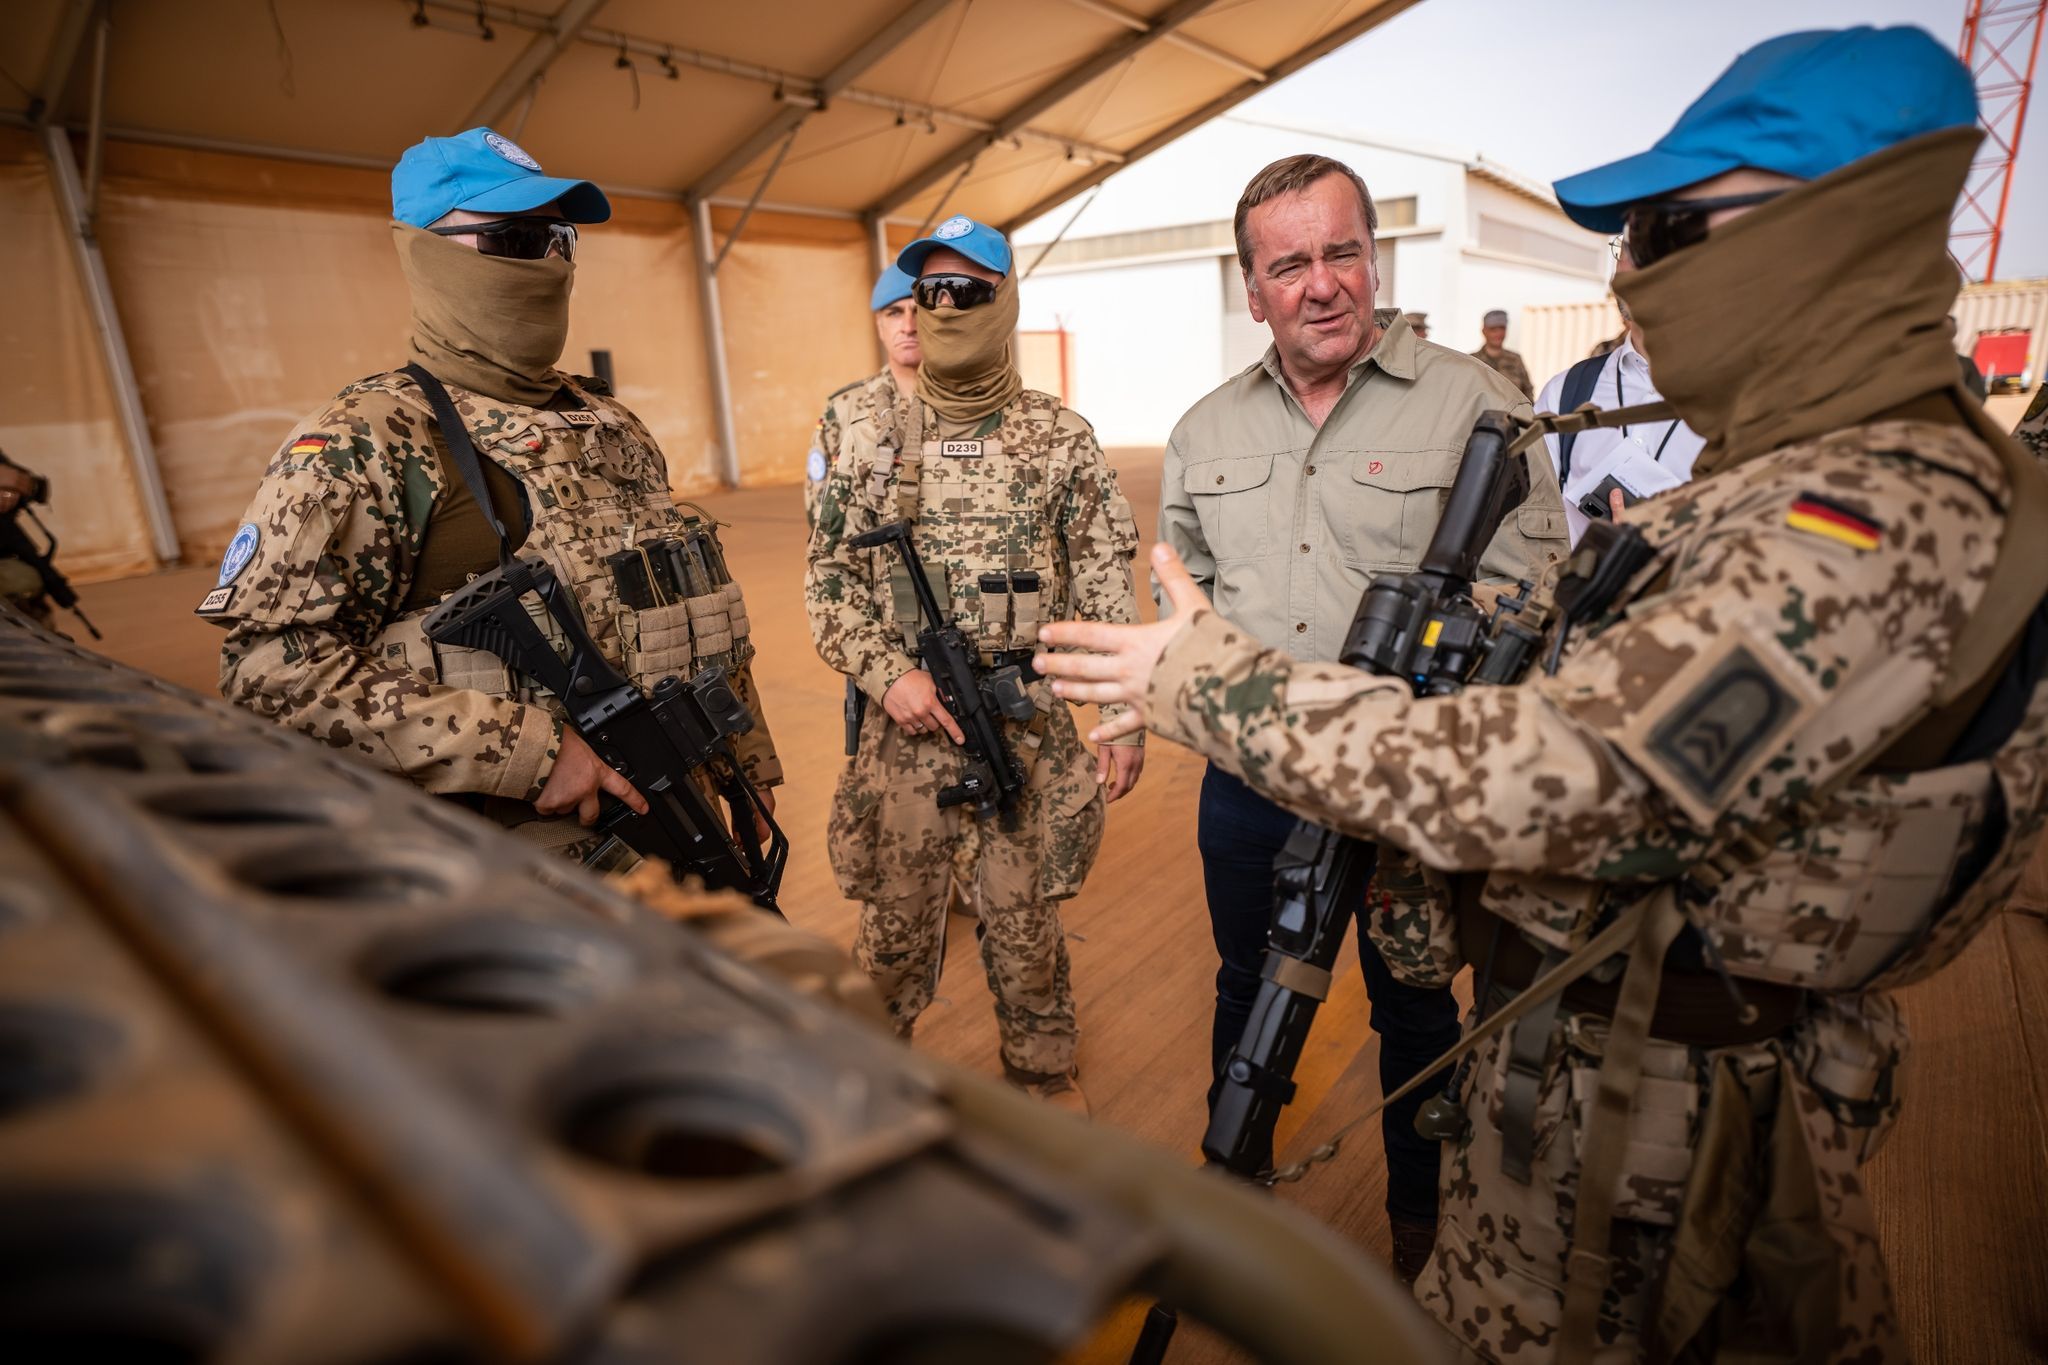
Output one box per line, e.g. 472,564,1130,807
1157,153,1567,1280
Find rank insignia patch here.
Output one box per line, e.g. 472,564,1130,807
1615,626,1819,827
288,434,329,458
1786,492,1882,551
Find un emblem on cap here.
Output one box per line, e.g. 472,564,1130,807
483,131,542,171
933,216,973,240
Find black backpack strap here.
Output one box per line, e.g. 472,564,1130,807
402,363,514,568
1553,353,1610,487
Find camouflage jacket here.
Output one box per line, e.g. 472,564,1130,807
1147,416,2048,996
806,387,1143,742
806,369,912,535
2018,382,2048,464
1469,345,1532,398
210,371,780,802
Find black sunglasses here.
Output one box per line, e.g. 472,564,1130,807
913,273,998,310
1621,190,1786,269
426,217,578,262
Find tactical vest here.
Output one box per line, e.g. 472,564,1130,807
360,372,754,717
1480,519,2036,1006
848,387,1072,659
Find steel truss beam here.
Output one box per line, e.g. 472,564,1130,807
412,0,1123,168
998,0,1428,234
868,0,1221,217
461,0,611,131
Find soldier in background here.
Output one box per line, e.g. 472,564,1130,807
807,215,1143,1116
810,266,974,920
208,128,780,860
1469,308,1532,396
0,454,49,619
1037,26,2047,1362
1401,310,1429,341
805,264,922,532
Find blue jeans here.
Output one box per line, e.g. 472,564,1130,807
1196,764,1458,1224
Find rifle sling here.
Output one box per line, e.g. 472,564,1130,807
403,363,517,569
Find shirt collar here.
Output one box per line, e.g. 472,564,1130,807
1614,335,1661,395
1256,307,1414,394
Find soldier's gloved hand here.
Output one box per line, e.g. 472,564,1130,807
1037,543,1208,743
883,668,965,743
535,729,650,826
1095,742,1144,803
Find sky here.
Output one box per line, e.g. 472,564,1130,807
1071,0,2046,280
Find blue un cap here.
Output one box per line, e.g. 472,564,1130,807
391,128,611,229
1554,26,1978,233
871,264,916,311
896,215,1013,277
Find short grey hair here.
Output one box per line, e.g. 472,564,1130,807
1233,154,1379,275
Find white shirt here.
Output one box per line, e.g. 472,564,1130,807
1535,337,1706,545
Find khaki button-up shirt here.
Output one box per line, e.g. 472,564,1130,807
1158,309,1568,662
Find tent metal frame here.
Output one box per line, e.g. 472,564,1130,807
13,0,1422,506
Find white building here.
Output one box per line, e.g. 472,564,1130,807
1011,114,1616,447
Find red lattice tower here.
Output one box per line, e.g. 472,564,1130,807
1952,0,2046,282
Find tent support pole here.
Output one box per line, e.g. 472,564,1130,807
689,196,743,488
43,123,178,565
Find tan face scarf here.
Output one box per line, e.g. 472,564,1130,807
1614,127,1979,478
915,268,1023,423
392,221,572,406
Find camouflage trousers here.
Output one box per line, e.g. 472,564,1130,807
830,693,1105,1075
1419,997,1907,1364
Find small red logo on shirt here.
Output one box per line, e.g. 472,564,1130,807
1367,460,1384,475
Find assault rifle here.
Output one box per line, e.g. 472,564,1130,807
0,459,99,640
848,520,1033,824
423,555,787,912
1204,411,1543,1173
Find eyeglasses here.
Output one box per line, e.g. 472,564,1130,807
913,273,998,310
425,217,578,262
1620,191,1785,269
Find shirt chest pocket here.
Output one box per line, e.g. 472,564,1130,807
1337,447,1459,572
1185,452,1277,562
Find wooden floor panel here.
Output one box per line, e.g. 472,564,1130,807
67,448,2048,1363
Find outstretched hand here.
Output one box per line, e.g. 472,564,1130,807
1035,543,1213,744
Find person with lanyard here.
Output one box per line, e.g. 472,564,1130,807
1535,235,1706,543
1033,26,2048,1362
206,127,781,863
806,215,1144,1116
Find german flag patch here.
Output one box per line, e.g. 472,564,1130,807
288,434,330,457
1786,492,1882,551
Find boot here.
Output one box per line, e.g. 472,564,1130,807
1389,1215,1437,1286
1004,1063,1090,1118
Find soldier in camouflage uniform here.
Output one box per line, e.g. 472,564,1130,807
810,266,984,922
0,454,51,622
805,264,921,533
1039,28,2048,1363
1469,310,1532,398
206,129,779,860
807,216,1143,1116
